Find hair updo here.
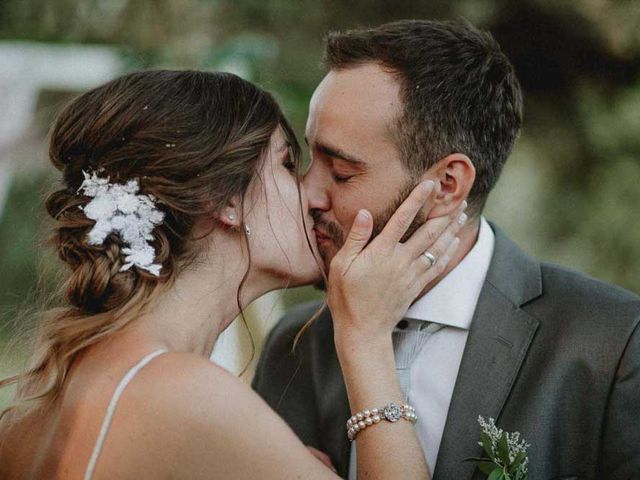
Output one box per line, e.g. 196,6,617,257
0,69,301,416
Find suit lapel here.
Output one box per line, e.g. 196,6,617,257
432,224,541,479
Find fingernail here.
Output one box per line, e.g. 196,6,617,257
356,209,370,224
423,180,435,193
457,212,467,225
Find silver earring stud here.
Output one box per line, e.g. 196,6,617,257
244,224,251,236
227,213,236,221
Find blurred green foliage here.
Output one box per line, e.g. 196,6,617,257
0,174,57,335
0,0,637,339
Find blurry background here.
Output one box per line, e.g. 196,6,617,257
1,0,639,409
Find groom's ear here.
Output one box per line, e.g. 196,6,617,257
422,153,475,218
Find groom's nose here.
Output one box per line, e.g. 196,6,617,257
302,163,331,213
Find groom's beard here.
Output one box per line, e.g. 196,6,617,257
312,179,425,291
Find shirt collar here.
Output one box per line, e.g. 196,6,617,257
404,216,495,330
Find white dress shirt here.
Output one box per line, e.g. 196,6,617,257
349,217,495,478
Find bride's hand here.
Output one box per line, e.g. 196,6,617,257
327,180,467,345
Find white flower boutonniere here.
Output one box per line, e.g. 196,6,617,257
465,416,530,480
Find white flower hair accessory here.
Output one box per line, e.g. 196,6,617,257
77,170,165,276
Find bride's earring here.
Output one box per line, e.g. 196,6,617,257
244,224,251,236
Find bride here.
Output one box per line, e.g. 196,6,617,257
0,70,465,479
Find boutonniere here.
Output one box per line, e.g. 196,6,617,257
464,416,530,480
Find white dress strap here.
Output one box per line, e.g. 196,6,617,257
84,348,169,480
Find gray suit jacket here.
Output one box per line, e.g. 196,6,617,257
252,224,640,479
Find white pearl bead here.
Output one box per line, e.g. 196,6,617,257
351,416,357,424
356,413,364,421
363,409,371,417
372,415,381,423
371,408,379,415
365,417,373,426
347,419,352,428
358,421,366,430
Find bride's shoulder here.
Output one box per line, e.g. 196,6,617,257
114,352,260,455
132,351,253,413
102,350,256,446
103,351,335,479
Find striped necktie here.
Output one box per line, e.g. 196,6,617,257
392,319,444,402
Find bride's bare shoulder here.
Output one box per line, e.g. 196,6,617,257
113,351,334,479
132,351,255,416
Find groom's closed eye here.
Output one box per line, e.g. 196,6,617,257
331,159,359,183
316,146,366,184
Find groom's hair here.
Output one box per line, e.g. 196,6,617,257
324,19,523,214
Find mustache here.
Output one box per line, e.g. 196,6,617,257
310,210,345,245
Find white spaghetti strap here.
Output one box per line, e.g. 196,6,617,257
84,348,168,480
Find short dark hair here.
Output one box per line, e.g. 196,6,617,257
324,19,523,213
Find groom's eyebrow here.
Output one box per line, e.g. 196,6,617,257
304,136,365,167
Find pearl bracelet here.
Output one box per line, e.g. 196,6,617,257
346,402,417,442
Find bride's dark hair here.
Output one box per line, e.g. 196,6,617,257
0,69,301,420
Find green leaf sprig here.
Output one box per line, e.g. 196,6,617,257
464,416,530,480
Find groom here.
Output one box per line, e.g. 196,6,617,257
253,20,640,479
